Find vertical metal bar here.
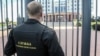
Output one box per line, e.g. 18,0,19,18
76,0,79,56
17,0,19,18
94,0,98,56
72,0,74,56
6,0,9,37
65,0,68,56
81,0,91,56
11,0,15,55
0,0,4,56
45,0,48,25
21,0,23,17
17,0,19,25
52,0,54,29
21,0,24,22
11,0,14,28
58,0,61,43
12,5,16,55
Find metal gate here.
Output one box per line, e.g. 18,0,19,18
0,0,100,56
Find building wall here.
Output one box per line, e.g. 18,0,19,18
43,13,78,22
35,0,93,22
40,0,53,13
40,0,80,22
39,0,83,14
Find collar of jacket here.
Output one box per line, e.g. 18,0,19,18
25,19,41,24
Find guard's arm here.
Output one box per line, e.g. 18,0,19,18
42,28,64,56
4,30,16,56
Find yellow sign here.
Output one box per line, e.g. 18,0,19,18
16,41,37,49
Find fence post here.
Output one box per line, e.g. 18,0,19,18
81,0,91,56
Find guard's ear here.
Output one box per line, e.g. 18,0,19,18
40,12,42,17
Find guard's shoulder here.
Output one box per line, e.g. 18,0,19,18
42,25,55,35
14,24,24,29
41,25,57,41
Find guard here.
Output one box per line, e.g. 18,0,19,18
4,1,64,56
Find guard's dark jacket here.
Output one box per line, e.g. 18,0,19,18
4,19,64,56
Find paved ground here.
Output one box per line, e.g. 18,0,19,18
0,27,100,56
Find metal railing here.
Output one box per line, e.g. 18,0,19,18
0,0,100,56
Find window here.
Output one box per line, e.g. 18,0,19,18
67,6,70,10
67,8,69,10
75,8,77,10
63,6,65,12
42,2,44,4
74,4,77,6
48,9,50,11
48,5,50,8
48,2,50,4
60,6,63,12
64,7,66,11
55,7,58,13
74,0,77,3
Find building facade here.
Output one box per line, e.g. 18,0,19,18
35,0,93,22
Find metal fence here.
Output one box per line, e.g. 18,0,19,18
0,0,100,56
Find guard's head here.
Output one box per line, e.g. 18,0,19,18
27,1,42,19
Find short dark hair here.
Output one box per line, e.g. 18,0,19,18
27,1,42,15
